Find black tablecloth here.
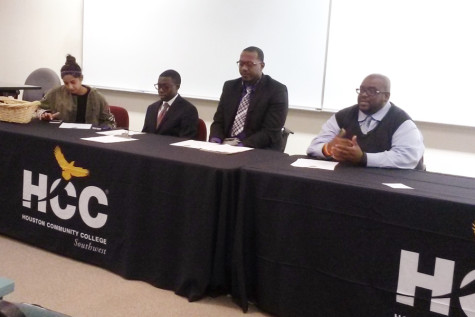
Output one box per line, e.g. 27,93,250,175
0,120,285,301
233,155,475,317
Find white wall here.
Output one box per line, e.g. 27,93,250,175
324,0,475,127
83,0,330,110
0,0,83,84
2,0,475,177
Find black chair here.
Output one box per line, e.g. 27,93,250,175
22,68,61,102
280,126,294,152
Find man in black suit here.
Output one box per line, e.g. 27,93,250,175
209,46,288,150
142,69,198,138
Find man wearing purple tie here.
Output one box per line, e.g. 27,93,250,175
209,46,288,150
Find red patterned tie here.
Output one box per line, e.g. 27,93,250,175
156,102,169,129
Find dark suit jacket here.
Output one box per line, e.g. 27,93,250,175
209,75,288,150
142,95,198,139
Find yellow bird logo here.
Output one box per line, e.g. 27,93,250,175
54,146,89,181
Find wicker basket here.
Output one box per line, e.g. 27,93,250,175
0,96,40,124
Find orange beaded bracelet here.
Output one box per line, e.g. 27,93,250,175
322,143,332,157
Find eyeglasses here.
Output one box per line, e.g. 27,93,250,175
356,88,388,96
236,60,262,67
154,83,174,90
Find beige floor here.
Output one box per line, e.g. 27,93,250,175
0,235,271,317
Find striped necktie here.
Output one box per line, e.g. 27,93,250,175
361,115,374,134
231,87,252,137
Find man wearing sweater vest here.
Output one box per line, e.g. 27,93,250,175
307,74,424,169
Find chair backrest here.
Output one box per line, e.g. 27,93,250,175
280,126,294,152
109,105,129,129
196,118,207,141
22,68,61,102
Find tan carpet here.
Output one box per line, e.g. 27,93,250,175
0,235,270,317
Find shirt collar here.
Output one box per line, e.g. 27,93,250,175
241,76,262,92
162,93,179,107
358,101,391,122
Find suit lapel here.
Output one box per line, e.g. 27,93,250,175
157,96,181,132
247,75,267,114
230,80,243,114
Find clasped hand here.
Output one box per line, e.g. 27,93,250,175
328,131,364,164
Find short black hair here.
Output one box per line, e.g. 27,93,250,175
243,46,264,62
159,69,181,86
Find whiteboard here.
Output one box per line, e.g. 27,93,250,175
324,0,475,127
83,0,331,110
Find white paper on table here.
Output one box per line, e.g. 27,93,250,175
202,143,254,154
171,140,204,149
81,135,138,143
59,123,92,129
291,158,338,170
382,183,414,189
96,129,144,136
170,140,253,154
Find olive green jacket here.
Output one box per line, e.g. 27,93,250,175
40,85,116,128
